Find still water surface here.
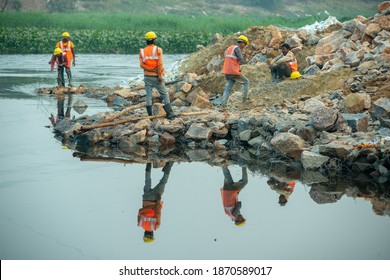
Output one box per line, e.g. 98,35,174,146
0,54,389,260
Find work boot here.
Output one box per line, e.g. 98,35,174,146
57,78,65,87
67,77,73,87
146,105,153,116
162,161,174,174
163,103,176,120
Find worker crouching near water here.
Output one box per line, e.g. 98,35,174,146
139,31,176,119
269,43,300,82
49,48,70,87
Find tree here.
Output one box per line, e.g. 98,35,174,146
1,0,9,12
46,0,77,12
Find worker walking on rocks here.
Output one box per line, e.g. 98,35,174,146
55,32,76,87
49,48,70,87
139,31,176,119
269,43,300,82
137,161,174,243
220,166,248,226
220,35,250,107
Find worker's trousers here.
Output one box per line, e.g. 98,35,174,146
144,76,170,106
57,65,72,87
221,74,249,106
142,162,172,202
222,167,248,191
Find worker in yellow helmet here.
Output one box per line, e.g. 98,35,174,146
269,43,300,83
137,161,174,243
55,32,76,86
267,177,296,206
220,166,248,226
219,35,250,108
139,31,176,119
49,48,69,87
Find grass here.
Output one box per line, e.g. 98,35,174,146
0,9,368,54
0,11,331,33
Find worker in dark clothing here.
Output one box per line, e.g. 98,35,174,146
49,48,70,87
269,43,300,82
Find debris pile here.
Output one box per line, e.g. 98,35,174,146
45,2,390,186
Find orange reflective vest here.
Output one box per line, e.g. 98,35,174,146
288,51,298,72
221,188,239,221
56,41,74,67
140,45,159,70
138,208,158,232
222,45,242,75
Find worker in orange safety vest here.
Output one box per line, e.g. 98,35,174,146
269,43,299,82
219,35,250,107
55,32,76,86
137,161,174,243
220,166,248,226
139,31,176,119
267,177,296,206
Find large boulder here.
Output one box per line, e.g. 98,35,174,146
270,132,305,160
185,124,212,141
301,151,330,170
311,107,338,131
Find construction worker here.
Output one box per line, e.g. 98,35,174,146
269,43,299,82
220,35,250,107
49,48,69,87
220,166,248,226
49,95,73,126
137,161,174,243
55,32,76,86
139,31,176,119
267,177,296,206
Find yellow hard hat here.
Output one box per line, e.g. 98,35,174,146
145,31,157,40
290,71,301,79
53,48,62,55
238,35,249,45
235,220,246,227
62,32,70,37
143,236,155,243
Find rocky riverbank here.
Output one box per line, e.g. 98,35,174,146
40,2,390,190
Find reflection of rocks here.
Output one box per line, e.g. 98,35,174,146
309,184,345,204
47,2,390,199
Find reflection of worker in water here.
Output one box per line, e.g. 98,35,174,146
49,95,73,126
137,161,174,243
267,177,296,206
220,166,248,226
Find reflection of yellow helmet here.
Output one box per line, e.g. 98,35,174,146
143,236,155,243
235,220,246,227
62,32,70,37
290,71,301,79
238,35,249,45
145,31,157,40
53,48,62,55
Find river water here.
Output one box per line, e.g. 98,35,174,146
0,54,389,260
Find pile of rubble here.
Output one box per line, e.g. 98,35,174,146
46,2,390,186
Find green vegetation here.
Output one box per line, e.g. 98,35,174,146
0,12,330,54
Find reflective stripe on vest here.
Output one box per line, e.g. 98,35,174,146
60,41,72,52
140,46,158,62
224,206,236,220
225,45,239,60
139,216,157,231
